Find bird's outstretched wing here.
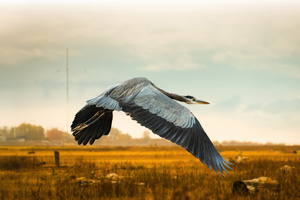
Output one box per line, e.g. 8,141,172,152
119,84,232,175
71,85,120,145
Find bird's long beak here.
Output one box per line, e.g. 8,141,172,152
196,99,210,104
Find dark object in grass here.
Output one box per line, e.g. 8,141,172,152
54,151,60,167
232,181,249,196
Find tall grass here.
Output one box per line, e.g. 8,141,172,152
0,146,299,200
0,156,44,170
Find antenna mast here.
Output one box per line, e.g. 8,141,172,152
66,48,69,132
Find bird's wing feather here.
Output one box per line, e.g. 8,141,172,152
133,85,195,128
71,105,113,145
87,85,121,111
119,85,232,174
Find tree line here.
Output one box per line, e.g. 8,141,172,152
1,123,284,146
0,123,73,142
0,123,157,145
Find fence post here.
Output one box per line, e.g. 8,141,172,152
54,151,60,167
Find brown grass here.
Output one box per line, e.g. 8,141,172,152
0,145,299,200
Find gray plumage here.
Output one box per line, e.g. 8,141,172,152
71,77,233,175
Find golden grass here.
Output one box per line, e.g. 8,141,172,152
0,145,299,199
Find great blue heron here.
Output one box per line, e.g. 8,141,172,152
71,77,232,175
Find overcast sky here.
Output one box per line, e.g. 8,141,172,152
1,0,299,144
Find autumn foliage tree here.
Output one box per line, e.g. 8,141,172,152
46,128,74,142
46,128,63,141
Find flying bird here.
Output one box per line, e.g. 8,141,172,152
71,77,232,175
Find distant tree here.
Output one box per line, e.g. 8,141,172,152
46,128,74,142
143,130,151,140
93,127,124,145
109,128,121,142
142,130,151,145
0,126,9,137
46,128,63,141
15,123,45,141
117,133,132,144
63,132,74,143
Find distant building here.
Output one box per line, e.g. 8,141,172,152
0,135,7,141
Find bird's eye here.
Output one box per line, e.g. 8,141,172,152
192,98,196,101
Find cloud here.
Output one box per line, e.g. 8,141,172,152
244,103,262,112
263,98,300,115
244,98,300,118
213,96,241,111
141,54,206,71
1,3,300,75
213,51,300,78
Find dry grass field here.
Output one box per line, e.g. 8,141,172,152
0,145,299,200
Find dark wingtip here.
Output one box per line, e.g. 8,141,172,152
71,106,113,145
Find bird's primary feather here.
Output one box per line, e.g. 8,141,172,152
71,77,233,174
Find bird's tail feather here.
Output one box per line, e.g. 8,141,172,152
71,105,113,145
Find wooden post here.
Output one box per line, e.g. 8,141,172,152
54,151,60,167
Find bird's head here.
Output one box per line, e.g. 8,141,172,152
184,95,210,105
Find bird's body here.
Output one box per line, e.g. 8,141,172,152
71,77,232,175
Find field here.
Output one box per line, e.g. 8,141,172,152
0,145,299,200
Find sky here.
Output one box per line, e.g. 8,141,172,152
0,0,299,144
